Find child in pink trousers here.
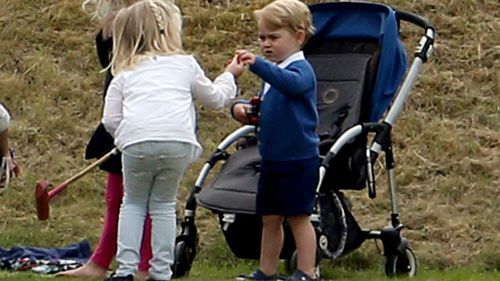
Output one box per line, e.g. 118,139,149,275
56,0,152,278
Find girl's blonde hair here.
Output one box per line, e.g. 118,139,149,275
254,0,315,44
109,0,183,75
82,0,138,19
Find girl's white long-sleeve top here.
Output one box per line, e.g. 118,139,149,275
102,54,237,161
0,103,10,132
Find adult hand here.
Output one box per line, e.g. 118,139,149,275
0,155,20,193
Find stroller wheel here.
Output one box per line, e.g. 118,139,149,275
385,247,417,277
172,241,193,278
285,248,322,274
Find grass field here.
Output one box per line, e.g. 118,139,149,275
1,263,499,281
0,0,498,280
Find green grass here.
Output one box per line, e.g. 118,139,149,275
1,263,499,281
1,0,499,280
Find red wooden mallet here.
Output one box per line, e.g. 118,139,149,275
35,148,117,220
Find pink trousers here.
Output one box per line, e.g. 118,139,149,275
90,173,152,271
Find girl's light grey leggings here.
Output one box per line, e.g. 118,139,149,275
115,141,194,280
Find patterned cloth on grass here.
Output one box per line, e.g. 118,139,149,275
0,240,91,274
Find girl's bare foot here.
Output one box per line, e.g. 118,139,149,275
55,261,107,278
136,270,148,280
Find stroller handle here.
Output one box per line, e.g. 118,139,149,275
396,10,434,32
396,10,435,64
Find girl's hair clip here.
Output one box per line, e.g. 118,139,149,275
149,0,165,35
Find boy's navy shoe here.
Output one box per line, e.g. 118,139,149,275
103,273,134,281
236,269,279,280
286,270,320,281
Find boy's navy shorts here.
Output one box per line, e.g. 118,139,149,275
256,157,319,216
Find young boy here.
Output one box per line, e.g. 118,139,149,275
232,0,320,280
0,103,20,193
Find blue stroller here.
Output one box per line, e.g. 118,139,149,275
172,1,435,278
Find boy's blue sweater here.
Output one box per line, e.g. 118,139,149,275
250,56,319,161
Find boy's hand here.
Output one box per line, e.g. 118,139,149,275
225,55,245,78
235,49,256,66
231,103,252,124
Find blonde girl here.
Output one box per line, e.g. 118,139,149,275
101,0,244,280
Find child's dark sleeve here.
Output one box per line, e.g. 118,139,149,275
94,30,114,100
95,29,113,69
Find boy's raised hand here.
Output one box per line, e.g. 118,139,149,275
235,49,256,66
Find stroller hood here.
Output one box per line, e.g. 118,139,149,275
309,2,408,121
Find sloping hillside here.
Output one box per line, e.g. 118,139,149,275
0,0,498,271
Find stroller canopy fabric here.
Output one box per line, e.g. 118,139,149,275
309,2,408,121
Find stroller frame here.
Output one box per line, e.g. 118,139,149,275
172,2,435,279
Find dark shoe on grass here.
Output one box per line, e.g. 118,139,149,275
103,273,134,281
236,269,279,280
285,270,320,281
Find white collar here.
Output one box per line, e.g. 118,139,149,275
276,51,305,69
